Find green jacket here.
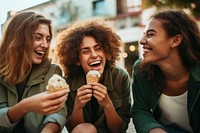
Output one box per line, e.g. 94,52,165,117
0,59,67,133
131,59,200,133
66,63,131,133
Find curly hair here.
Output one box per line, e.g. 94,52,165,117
56,20,123,76
0,11,52,84
141,9,200,92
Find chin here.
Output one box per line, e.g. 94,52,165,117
32,60,43,64
142,58,152,64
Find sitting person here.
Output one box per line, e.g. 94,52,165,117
131,10,200,133
56,20,131,133
0,11,69,133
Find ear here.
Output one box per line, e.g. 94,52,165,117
170,34,183,48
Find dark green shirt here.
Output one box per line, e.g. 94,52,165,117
66,63,131,133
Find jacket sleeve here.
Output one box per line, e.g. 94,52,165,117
42,64,67,131
112,68,131,132
131,59,163,133
0,82,18,130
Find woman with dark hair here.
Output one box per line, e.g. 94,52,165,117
0,11,69,133
131,10,200,133
56,20,131,133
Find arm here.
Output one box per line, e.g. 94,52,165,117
8,89,68,123
103,97,123,133
149,128,167,133
91,68,131,133
68,84,93,128
131,60,165,133
91,82,125,133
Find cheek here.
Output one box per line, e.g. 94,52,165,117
79,56,88,65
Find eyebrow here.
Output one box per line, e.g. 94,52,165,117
34,32,43,36
80,43,100,50
146,29,157,34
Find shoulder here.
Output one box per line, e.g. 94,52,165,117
132,58,143,77
110,66,130,83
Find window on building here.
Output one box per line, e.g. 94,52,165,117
93,0,105,16
117,0,142,14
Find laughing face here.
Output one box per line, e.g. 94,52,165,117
32,24,51,64
139,18,174,65
78,36,106,75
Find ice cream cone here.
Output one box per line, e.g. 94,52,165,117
46,74,69,93
86,70,101,84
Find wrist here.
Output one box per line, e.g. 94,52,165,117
21,98,30,114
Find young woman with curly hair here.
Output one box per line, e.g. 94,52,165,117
56,20,131,133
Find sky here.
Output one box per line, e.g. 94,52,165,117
0,0,49,36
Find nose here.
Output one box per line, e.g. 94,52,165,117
91,49,98,58
41,40,49,48
139,36,147,46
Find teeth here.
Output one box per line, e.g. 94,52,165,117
90,61,100,65
36,51,45,55
143,49,150,52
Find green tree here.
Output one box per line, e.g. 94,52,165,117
142,0,200,18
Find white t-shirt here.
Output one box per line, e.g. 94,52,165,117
158,91,192,132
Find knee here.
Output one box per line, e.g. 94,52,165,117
71,123,97,133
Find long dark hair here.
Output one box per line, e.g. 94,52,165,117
141,10,200,92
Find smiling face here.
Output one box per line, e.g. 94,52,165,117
32,24,51,64
78,36,106,75
139,18,174,65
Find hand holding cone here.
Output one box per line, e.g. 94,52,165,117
46,74,69,93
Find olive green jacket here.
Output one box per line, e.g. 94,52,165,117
0,59,67,133
131,58,200,133
66,64,131,133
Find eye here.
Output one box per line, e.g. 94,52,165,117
46,37,51,43
81,49,90,54
34,35,42,41
95,45,102,51
146,32,154,38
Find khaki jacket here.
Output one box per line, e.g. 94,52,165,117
0,59,67,133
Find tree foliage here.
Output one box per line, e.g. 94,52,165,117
142,0,200,17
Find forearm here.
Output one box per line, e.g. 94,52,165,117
41,123,60,133
68,107,85,129
104,102,123,133
7,98,30,123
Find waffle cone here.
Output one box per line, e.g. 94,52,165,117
86,70,101,84
86,75,100,84
46,74,69,93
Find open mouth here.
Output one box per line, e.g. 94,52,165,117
34,50,45,57
89,60,101,68
143,47,152,54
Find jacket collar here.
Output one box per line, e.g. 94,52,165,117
190,65,200,82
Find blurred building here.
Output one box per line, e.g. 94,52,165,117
2,0,156,77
